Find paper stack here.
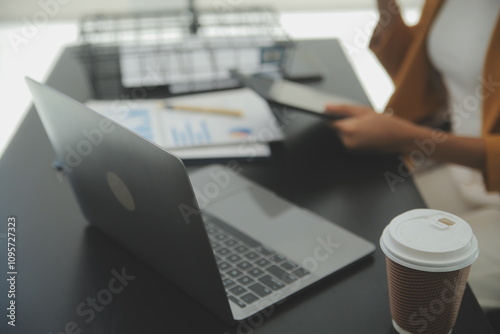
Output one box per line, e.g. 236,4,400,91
86,88,284,161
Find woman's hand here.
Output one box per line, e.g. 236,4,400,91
325,104,423,154
325,104,487,173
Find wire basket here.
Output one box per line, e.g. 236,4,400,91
78,7,294,99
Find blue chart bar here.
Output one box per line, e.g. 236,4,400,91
124,110,154,141
186,122,195,144
171,128,184,146
200,120,211,143
170,120,212,147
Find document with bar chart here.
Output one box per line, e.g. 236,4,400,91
86,88,283,159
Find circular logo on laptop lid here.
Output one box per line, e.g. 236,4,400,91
106,171,135,211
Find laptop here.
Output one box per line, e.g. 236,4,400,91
26,77,375,323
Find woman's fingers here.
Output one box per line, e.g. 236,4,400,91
329,117,355,132
326,104,375,133
324,104,361,117
324,104,375,118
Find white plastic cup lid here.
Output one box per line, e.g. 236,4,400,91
380,209,479,272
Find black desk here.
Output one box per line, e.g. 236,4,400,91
0,39,493,334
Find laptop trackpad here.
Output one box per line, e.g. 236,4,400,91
205,186,319,246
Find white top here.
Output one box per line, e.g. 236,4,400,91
428,0,500,137
427,0,500,202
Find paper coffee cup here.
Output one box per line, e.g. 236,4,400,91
380,209,479,334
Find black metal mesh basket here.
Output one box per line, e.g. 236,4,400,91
78,7,294,99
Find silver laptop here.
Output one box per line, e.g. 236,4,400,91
26,77,375,323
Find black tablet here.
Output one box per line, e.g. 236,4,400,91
234,72,361,120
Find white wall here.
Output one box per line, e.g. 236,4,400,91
0,0,423,20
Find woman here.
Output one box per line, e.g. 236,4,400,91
325,0,500,310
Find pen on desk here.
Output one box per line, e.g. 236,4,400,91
166,104,243,117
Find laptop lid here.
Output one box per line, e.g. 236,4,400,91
25,77,235,324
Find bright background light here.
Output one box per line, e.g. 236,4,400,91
0,1,421,157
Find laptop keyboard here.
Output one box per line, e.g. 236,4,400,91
202,213,310,309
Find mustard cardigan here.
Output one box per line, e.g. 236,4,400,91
369,0,500,192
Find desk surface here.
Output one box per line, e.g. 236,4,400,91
0,39,493,334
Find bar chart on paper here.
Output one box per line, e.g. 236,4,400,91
168,120,212,147
125,110,154,141
86,88,285,158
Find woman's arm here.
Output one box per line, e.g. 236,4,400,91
402,125,486,172
326,104,486,173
